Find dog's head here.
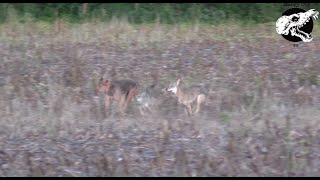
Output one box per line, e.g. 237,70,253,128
165,79,180,94
96,77,111,94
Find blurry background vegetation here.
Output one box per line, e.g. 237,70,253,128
1,3,319,25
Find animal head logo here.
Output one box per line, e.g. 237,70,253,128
276,8,319,42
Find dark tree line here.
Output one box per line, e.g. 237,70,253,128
0,3,319,24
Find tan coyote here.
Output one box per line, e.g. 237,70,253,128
165,79,206,116
96,77,139,114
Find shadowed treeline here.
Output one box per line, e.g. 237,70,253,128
1,3,319,24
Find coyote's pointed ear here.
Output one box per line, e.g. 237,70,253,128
177,79,181,85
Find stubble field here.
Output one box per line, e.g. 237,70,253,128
0,20,320,176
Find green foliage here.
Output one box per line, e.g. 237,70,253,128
1,3,320,24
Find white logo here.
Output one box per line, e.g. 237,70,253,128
276,9,319,42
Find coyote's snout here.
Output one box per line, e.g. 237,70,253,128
97,77,139,114
166,79,206,116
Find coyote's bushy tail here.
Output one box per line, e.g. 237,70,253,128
194,94,206,114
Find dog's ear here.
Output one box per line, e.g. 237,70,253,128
99,77,104,85
177,79,181,85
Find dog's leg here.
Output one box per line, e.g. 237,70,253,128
118,94,127,115
126,87,138,104
104,95,111,117
123,87,138,113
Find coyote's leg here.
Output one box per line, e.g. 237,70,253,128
194,94,205,114
139,106,146,116
186,104,193,116
147,105,154,114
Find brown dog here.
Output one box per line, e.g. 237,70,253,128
97,77,139,114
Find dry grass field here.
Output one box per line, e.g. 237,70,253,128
0,19,320,176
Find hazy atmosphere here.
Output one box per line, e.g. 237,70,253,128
0,3,320,177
